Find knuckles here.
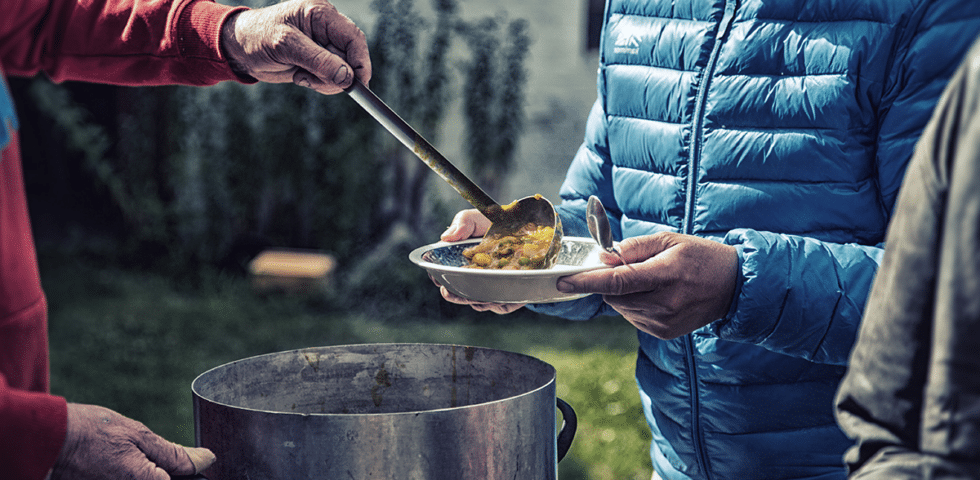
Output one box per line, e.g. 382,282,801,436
604,268,634,295
266,26,301,53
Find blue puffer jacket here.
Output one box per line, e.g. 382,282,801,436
528,0,980,478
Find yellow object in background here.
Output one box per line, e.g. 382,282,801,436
249,249,336,294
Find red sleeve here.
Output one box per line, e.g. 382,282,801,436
0,375,68,480
0,138,69,480
0,0,247,86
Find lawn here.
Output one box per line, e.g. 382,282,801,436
40,251,652,479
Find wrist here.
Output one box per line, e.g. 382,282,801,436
219,10,254,81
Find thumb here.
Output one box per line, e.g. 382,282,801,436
441,209,490,241
557,234,676,295
138,431,215,476
185,446,217,473
557,262,647,295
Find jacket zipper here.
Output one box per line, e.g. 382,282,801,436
684,1,738,478
684,0,737,234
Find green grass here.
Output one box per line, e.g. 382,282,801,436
40,252,651,479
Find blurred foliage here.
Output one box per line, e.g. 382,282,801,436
534,347,655,480
458,14,530,195
17,0,530,291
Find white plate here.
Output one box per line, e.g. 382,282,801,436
409,236,606,304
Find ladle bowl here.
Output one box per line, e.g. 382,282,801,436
482,195,563,269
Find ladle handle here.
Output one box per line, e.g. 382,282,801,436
346,79,499,216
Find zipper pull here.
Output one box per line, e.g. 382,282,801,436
717,0,738,40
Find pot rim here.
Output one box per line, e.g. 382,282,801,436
191,342,558,417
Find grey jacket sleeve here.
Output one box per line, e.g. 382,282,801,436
834,36,980,479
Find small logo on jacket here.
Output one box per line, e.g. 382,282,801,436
614,33,640,55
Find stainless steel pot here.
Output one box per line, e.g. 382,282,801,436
191,343,576,479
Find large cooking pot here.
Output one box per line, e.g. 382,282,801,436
191,343,576,479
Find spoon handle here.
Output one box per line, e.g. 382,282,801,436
346,79,499,216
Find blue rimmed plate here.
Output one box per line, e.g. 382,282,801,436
409,237,606,303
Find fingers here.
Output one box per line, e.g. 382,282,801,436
434,211,522,315
129,460,170,480
134,429,186,474
616,234,677,263
441,209,492,241
607,300,685,339
185,446,218,473
440,287,525,314
51,403,214,480
223,0,371,94
433,209,516,314
292,0,370,92
283,33,356,94
598,248,632,268
137,430,215,476
556,233,679,295
308,2,371,83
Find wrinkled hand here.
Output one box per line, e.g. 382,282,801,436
48,403,216,480
221,0,372,95
557,233,738,339
441,209,492,243
436,209,525,314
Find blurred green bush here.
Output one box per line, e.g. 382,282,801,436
19,0,530,287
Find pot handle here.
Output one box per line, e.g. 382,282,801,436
556,397,577,462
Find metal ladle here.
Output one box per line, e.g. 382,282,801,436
346,79,562,267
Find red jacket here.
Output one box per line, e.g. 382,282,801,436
1,0,244,477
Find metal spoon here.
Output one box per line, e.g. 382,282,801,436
345,79,562,267
586,195,631,268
